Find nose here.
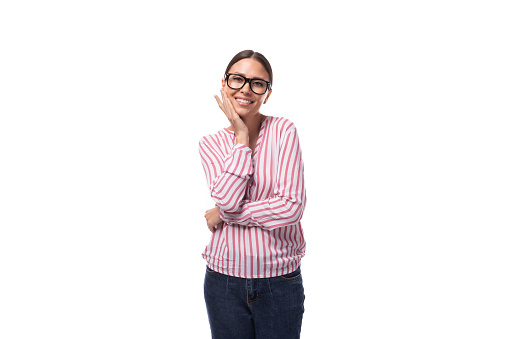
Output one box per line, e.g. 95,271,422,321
240,79,253,95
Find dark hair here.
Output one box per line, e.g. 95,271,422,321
225,50,273,85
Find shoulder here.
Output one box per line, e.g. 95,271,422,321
265,116,298,136
199,128,233,146
199,128,235,155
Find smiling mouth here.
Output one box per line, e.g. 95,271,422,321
235,98,254,105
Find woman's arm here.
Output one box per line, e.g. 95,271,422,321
219,126,306,230
199,137,253,213
199,90,253,213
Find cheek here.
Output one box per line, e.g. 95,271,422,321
227,91,238,102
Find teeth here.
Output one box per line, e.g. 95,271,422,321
236,99,252,104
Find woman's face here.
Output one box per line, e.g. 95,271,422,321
222,58,272,118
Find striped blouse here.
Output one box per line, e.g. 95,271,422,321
199,115,306,278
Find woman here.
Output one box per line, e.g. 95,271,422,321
199,50,306,339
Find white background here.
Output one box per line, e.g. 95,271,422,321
1,0,508,338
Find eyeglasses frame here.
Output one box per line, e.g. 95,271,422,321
224,73,272,95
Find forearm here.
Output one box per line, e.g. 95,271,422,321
220,190,306,230
201,142,253,212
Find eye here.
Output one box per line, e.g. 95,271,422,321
232,76,244,82
252,80,265,88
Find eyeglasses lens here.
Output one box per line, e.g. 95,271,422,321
227,75,268,95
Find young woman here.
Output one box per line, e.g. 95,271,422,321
199,50,306,339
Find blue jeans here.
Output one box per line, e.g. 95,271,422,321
204,266,305,339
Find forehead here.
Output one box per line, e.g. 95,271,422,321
229,58,270,81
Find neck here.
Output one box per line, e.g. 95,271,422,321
243,112,265,139
228,112,265,137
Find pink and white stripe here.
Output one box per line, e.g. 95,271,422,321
199,116,306,278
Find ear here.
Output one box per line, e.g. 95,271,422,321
263,89,272,104
221,78,226,91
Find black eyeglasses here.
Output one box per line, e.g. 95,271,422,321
224,73,272,95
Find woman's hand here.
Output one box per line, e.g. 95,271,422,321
205,206,223,233
214,90,249,146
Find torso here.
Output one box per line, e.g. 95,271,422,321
200,115,306,278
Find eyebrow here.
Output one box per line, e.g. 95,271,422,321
231,72,270,82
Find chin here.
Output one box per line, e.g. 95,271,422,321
237,110,257,118
235,104,261,116
235,107,254,115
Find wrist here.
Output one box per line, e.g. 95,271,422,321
235,134,249,147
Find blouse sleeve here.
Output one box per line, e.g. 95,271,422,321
199,137,253,213
219,126,306,230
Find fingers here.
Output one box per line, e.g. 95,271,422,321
207,221,222,233
215,91,235,123
220,91,232,121
224,92,235,111
205,208,220,233
220,91,244,131
222,91,238,120
214,95,225,115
